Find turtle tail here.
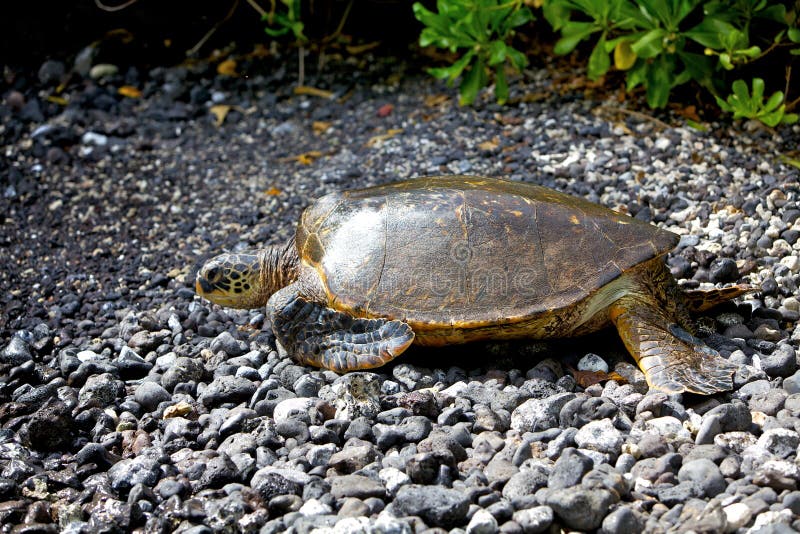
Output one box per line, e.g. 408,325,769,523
683,285,755,314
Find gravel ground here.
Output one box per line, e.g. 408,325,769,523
2,50,800,533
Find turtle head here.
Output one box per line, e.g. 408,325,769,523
196,251,267,309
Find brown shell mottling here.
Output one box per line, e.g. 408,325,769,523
295,176,678,327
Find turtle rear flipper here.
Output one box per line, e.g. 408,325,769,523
610,298,735,395
269,288,414,372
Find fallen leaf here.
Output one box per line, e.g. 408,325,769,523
280,151,324,164
210,105,231,126
250,43,271,58
217,59,238,77
567,366,627,388
377,103,394,117
494,114,523,125
265,186,282,196
346,41,381,55
46,95,68,106
517,92,549,103
117,85,142,98
366,128,403,147
424,94,450,107
163,401,192,419
674,104,700,121
313,121,332,134
294,86,334,99
478,138,499,151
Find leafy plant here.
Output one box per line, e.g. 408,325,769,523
413,0,534,105
542,0,788,109
715,78,798,126
263,0,307,43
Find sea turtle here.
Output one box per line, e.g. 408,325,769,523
196,176,750,395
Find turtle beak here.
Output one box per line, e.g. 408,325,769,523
196,277,214,295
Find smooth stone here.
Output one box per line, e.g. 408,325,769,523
677,459,726,497
511,506,553,534
393,484,469,528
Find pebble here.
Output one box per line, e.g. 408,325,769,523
512,506,553,534
393,485,470,528
573,418,623,455
545,488,614,531
330,475,386,499
577,353,608,373
547,448,592,490
511,393,576,432
134,381,172,411
466,508,499,534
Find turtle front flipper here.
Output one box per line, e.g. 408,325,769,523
267,285,414,372
609,298,736,395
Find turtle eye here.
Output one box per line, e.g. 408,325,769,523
206,266,222,283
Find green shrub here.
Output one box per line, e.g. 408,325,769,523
412,0,534,105
715,78,798,126
536,0,800,126
263,0,307,43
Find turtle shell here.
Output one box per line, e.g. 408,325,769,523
295,176,678,326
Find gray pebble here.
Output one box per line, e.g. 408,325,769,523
134,381,172,411
210,331,249,357
330,474,386,499
511,393,576,432
600,506,646,534
574,418,623,455
502,468,548,503
511,506,553,534
548,448,592,490
199,375,257,406
107,455,162,494
393,484,469,528
1,336,34,365
545,488,614,531
678,459,726,497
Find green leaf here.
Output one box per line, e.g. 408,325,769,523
760,110,783,127
542,2,572,31
488,41,507,66
685,119,708,131
789,28,800,43
715,94,734,112
644,56,674,108
553,22,599,55
507,47,528,70
679,51,714,88
685,17,738,50
459,58,486,106
264,26,291,37
505,6,535,29
429,50,476,82
763,91,783,113
783,113,799,125
752,78,766,104
631,28,667,59
495,66,509,104
758,4,786,23
731,79,750,103
626,60,648,91
588,35,611,80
